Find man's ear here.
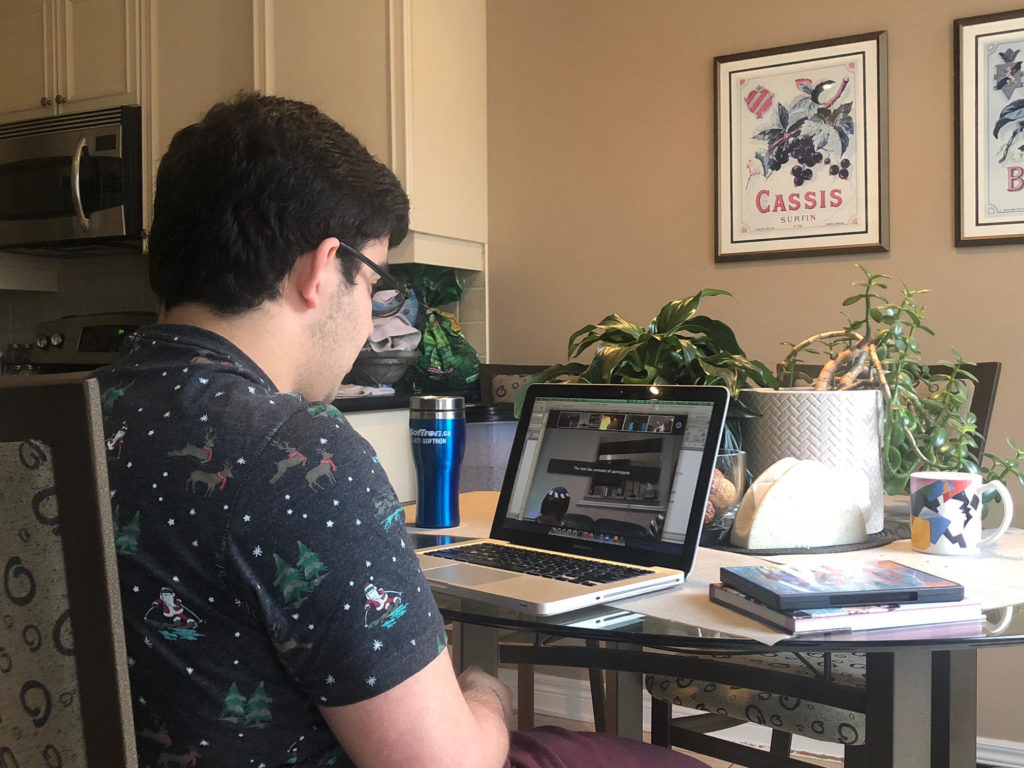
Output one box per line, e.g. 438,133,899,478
291,238,339,309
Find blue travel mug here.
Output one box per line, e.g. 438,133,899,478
410,395,466,528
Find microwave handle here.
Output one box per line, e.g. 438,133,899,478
70,135,90,232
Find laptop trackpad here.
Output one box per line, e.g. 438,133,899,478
427,563,520,586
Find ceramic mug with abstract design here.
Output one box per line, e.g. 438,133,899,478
909,471,1013,556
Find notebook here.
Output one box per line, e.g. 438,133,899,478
416,383,730,615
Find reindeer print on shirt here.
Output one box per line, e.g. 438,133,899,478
167,427,216,463
269,438,307,484
305,448,336,491
186,461,234,496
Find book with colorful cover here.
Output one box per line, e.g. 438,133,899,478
709,582,984,635
719,559,965,611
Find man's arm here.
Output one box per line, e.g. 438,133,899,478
318,652,511,768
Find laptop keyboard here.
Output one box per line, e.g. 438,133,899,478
429,542,654,585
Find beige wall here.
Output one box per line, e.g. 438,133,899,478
487,0,1024,506
487,0,1024,744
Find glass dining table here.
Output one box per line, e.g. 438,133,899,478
409,492,1024,768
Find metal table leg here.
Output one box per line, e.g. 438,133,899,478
456,621,500,675
864,647,978,766
601,640,643,741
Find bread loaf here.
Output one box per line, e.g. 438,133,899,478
730,458,869,549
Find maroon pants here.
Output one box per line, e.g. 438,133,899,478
505,726,708,768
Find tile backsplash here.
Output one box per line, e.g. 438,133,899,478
1,255,489,363
0,253,155,350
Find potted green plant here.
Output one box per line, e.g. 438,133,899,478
518,288,778,448
777,264,1024,497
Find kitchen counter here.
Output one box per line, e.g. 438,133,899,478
337,396,517,505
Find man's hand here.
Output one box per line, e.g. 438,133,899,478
458,665,513,726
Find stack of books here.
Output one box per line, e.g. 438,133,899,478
710,560,984,635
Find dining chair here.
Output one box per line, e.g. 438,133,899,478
643,360,1001,766
0,374,137,767
478,363,549,406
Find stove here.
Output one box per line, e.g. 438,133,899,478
20,311,156,373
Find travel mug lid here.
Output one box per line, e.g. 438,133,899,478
410,395,465,412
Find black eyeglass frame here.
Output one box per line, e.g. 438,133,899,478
336,239,410,318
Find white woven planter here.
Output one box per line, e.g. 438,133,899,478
739,388,885,534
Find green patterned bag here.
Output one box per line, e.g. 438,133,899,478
392,264,480,394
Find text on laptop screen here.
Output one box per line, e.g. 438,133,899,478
501,395,717,548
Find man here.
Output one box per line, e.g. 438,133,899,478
535,486,571,526
96,93,706,768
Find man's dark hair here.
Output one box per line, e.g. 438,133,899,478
148,92,409,313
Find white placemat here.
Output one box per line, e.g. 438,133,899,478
613,547,798,645
613,532,1024,646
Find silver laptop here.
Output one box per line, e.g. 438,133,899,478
417,383,730,615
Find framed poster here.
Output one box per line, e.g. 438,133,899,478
715,32,889,262
955,10,1024,246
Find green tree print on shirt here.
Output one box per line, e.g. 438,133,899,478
113,509,141,552
296,542,327,580
272,543,330,606
243,682,273,728
220,682,246,722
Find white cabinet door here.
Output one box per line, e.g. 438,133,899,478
262,0,487,270
144,0,257,227
0,0,139,125
267,0,392,166
0,0,56,122
57,0,140,115
394,0,487,246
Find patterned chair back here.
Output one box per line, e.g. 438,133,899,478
0,374,136,767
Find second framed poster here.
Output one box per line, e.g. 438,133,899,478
955,9,1024,246
715,32,889,262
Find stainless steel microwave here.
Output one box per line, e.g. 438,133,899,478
0,105,143,253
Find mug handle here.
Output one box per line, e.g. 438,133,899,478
978,479,1014,547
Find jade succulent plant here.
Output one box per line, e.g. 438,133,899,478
781,264,1024,496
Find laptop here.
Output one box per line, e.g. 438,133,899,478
416,383,730,615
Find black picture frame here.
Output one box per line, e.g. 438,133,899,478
954,9,1024,247
715,32,889,262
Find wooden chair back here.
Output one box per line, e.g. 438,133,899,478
0,374,136,767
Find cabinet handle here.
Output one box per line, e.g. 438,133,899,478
55,94,67,105
40,96,53,107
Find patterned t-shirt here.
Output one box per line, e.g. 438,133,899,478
94,325,446,768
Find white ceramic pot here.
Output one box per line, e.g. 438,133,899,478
739,387,885,534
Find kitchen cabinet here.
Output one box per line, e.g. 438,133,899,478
263,0,487,270
0,0,140,124
143,0,257,229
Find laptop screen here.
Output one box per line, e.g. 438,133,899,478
491,383,729,569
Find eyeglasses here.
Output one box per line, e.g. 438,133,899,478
336,240,411,318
